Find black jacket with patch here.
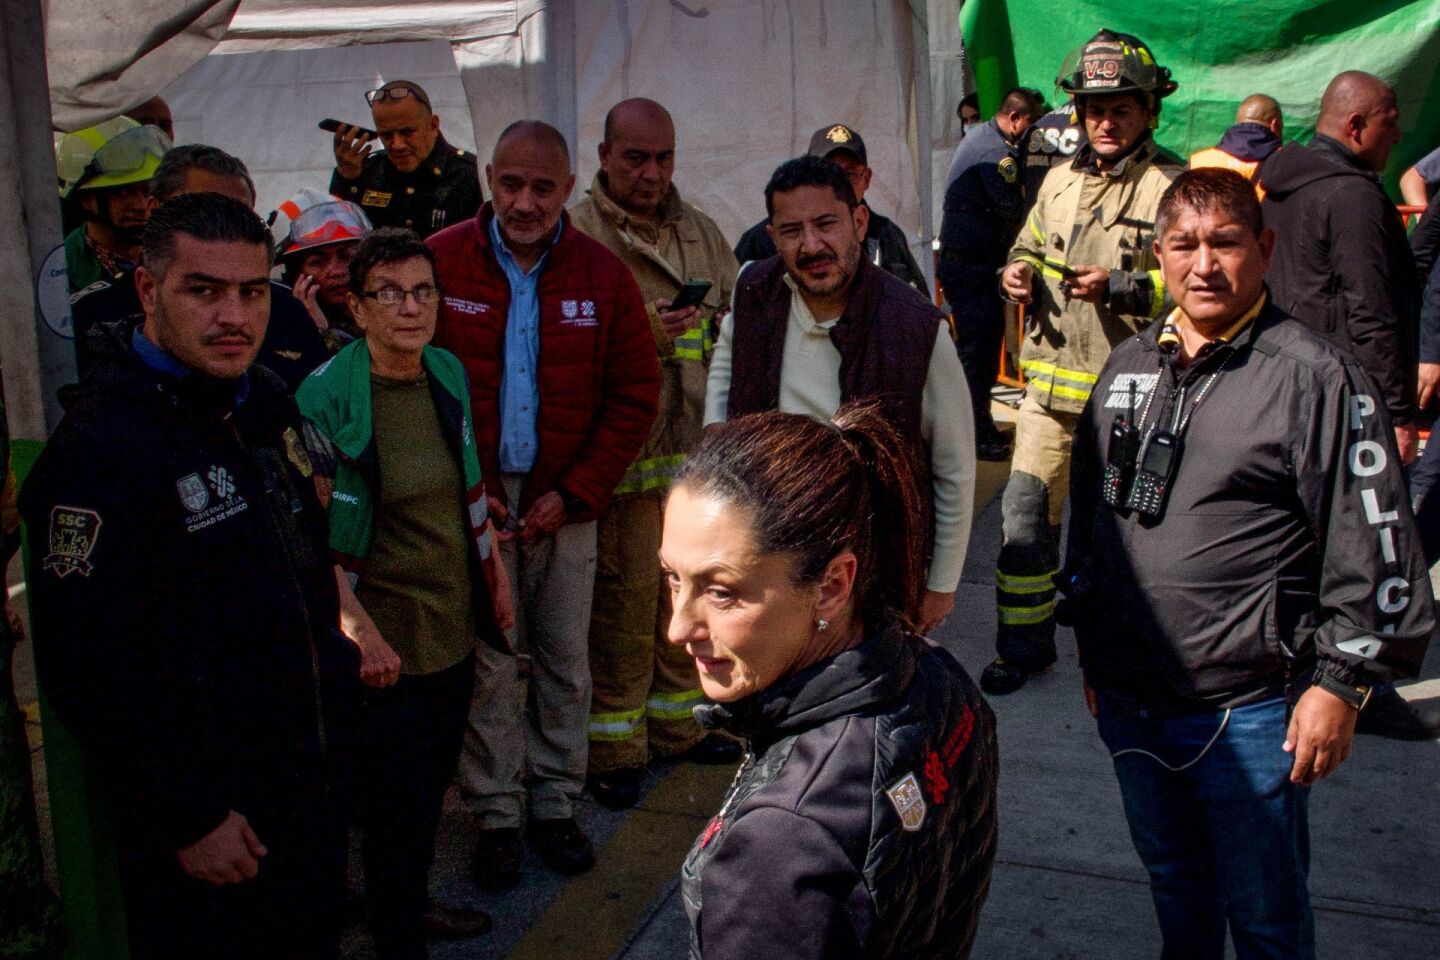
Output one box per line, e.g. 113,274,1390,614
1259,135,1420,423
680,621,997,960
1065,298,1434,712
329,134,481,239
20,323,359,851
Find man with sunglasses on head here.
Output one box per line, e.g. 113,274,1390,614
330,79,482,239
733,123,927,294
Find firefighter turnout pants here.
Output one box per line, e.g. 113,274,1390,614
995,396,1076,669
587,491,705,773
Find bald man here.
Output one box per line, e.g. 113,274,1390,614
568,99,741,809
1189,94,1283,195
1259,72,1433,740
428,120,660,883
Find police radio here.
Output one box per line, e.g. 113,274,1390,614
1123,429,1179,517
1102,379,1141,508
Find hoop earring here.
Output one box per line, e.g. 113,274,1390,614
816,619,830,633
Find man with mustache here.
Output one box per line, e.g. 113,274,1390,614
331,79,482,239
704,154,974,637
21,192,362,958
429,120,659,886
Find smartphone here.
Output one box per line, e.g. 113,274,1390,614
668,279,713,312
319,118,378,139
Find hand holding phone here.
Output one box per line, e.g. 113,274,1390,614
668,279,713,312
323,120,377,178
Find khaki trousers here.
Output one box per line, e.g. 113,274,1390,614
587,491,705,773
459,475,597,827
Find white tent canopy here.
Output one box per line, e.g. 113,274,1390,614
3,0,966,438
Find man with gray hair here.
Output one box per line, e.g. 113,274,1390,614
429,120,660,885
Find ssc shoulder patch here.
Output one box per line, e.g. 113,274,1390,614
44,506,102,578
885,771,927,832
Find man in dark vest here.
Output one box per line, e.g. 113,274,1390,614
704,155,973,634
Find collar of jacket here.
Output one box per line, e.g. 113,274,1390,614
589,171,689,230
399,134,457,179
1072,135,1157,179
1216,122,1281,163
1138,287,1283,358
1308,134,1381,183
694,617,916,744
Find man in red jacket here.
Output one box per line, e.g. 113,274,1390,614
428,120,660,885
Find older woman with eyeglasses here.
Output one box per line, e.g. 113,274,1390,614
297,228,513,958
664,404,998,959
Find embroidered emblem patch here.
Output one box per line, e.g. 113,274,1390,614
44,506,102,578
561,299,579,319
176,473,209,514
442,297,489,316
826,124,854,144
999,156,1018,184
283,427,313,478
886,772,927,832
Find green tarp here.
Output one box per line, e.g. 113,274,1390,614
960,0,1440,194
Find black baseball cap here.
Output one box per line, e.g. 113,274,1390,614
807,123,867,166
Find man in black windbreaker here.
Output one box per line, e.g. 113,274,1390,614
21,193,361,959
1259,71,1418,464
1064,170,1433,959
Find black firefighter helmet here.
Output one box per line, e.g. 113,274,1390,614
1057,29,1177,109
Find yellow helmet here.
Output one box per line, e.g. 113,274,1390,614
56,116,171,198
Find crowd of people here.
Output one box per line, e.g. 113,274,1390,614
2,21,1437,960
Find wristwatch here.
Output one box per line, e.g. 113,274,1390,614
1316,672,1373,711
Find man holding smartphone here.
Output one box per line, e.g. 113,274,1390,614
569,98,742,810
329,79,481,239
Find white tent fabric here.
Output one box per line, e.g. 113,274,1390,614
44,0,967,277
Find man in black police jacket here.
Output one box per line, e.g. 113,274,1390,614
1064,169,1433,958
21,193,359,959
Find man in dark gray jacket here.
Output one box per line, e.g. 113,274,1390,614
1065,169,1434,959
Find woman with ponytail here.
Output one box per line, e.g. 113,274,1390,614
663,403,998,959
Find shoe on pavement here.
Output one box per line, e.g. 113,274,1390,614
473,826,523,891
1355,687,1440,741
587,766,644,810
421,900,492,940
980,656,1043,696
529,817,595,875
678,732,743,765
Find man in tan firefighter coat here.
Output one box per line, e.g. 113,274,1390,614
569,98,741,807
984,30,1179,695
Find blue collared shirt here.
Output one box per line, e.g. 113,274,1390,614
489,215,561,474
131,326,251,403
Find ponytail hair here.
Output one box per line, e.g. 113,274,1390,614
674,402,925,627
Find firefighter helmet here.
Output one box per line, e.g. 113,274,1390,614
271,188,372,259
1057,30,1177,104
56,117,171,198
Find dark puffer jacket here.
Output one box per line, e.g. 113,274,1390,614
428,204,660,520
681,621,998,959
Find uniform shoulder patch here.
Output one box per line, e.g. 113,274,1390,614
44,506,103,578
885,771,927,832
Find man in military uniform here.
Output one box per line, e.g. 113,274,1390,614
568,98,741,810
984,30,1178,696
733,123,928,294
938,88,1041,460
330,80,482,239
22,193,360,959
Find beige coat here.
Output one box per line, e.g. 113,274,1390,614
1008,139,1176,414
569,175,738,494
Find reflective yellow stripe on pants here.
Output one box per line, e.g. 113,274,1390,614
995,568,1059,626
588,707,647,742
1019,360,1098,403
646,688,704,721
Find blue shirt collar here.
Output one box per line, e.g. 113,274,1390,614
131,325,251,404
488,215,563,274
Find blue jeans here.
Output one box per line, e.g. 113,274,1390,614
1096,695,1314,960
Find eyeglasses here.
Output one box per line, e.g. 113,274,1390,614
365,83,431,110
358,285,440,306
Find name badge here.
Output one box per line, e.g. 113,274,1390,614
361,190,392,208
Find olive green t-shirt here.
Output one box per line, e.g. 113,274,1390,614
354,372,474,674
